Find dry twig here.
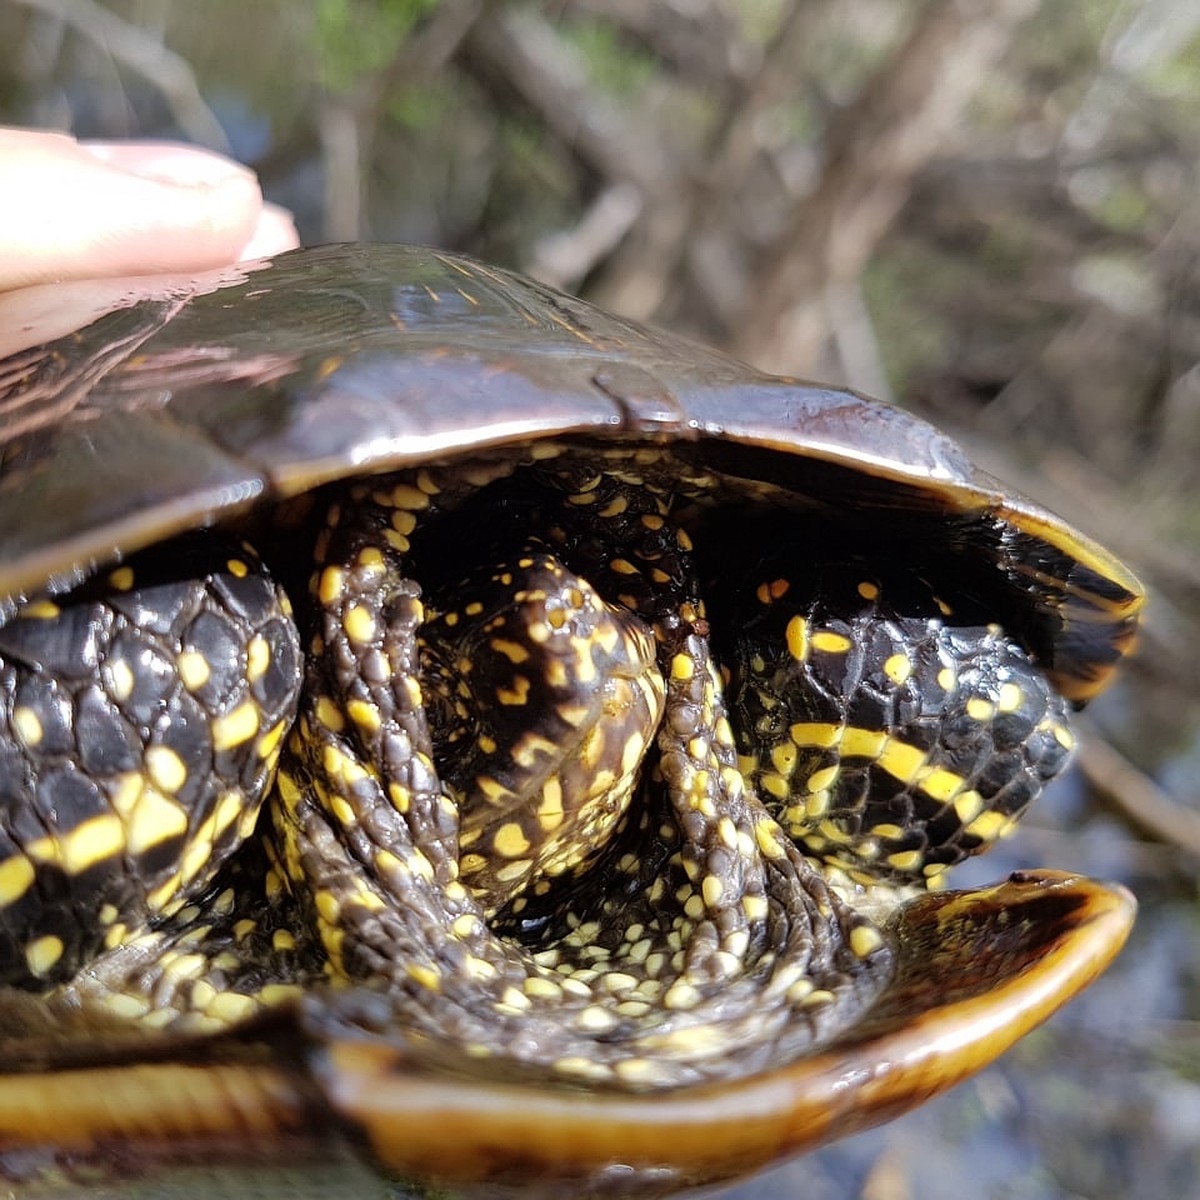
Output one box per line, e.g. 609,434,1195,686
736,0,1042,374
12,0,228,149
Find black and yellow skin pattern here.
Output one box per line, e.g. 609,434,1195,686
721,557,1074,889
0,447,1079,1087
0,536,301,990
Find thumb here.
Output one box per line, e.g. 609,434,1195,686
0,130,295,291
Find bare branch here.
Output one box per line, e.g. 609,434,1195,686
1077,731,1200,860
462,5,665,192
527,182,642,290
736,0,1042,374
12,0,228,150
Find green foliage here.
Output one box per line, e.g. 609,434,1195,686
314,0,439,92
560,18,655,99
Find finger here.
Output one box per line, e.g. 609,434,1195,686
0,131,273,290
238,202,301,261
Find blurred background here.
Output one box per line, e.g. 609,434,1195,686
1,1,1199,1197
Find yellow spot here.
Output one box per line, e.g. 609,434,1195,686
29,814,126,875
493,822,531,858
108,565,135,590
857,580,879,600
24,935,64,977
841,726,886,761
554,1057,612,1083
937,666,957,692
953,790,983,822
850,924,884,958
702,875,724,907
876,739,927,785
212,789,246,842
965,809,1008,841
11,707,42,747
500,985,531,1011
790,722,841,749
177,651,211,691
256,718,288,761
103,922,129,949
315,696,345,732
922,765,966,803
663,982,702,1011
318,567,346,605
817,819,853,845
761,772,789,799
226,558,249,579
146,873,182,912
886,849,923,871
497,676,531,706
389,483,429,510
966,697,995,722
21,600,60,619
343,604,377,644
205,991,258,1024
272,929,296,952
0,856,35,907
103,992,150,1019
246,635,271,682
812,630,852,654
1052,722,1076,751
125,785,189,855
782,614,811,662
491,638,530,664
259,984,304,1007
179,837,215,886
346,698,381,732
883,653,911,686
211,701,260,750
754,819,786,861
806,764,839,792
145,745,187,794
997,682,1023,712
671,654,694,681
576,1006,617,1032
108,658,135,701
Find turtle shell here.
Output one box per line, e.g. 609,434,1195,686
0,243,1140,701
0,245,1141,1197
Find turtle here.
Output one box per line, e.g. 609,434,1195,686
0,244,1141,1197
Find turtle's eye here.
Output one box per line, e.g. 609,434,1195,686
719,557,1074,888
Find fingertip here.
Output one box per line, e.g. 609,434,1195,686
238,202,301,261
0,134,280,289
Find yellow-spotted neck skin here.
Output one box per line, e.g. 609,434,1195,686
0,536,301,989
720,558,1074,889
0,445,1078,1088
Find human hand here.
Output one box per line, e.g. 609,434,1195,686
0,128,299,292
